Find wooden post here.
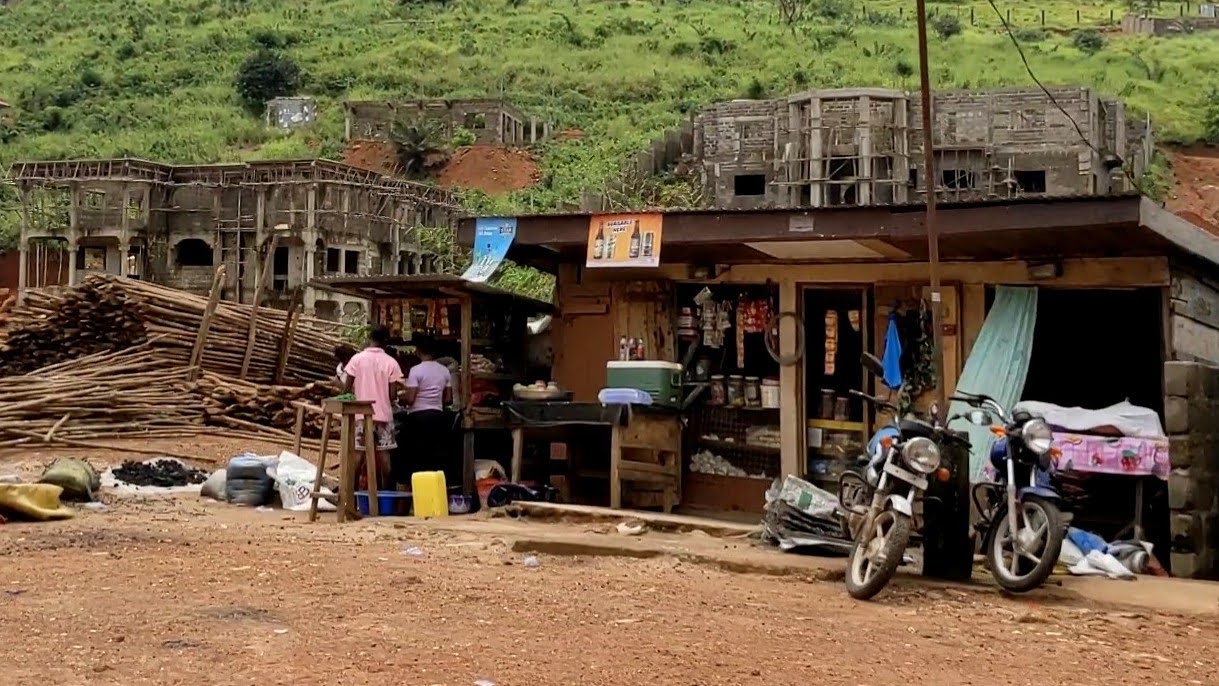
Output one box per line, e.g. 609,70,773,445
239,234,279,380
460,294,475,497
274,286,305,384
188,265,227,381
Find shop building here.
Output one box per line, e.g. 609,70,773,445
458,194,1219,578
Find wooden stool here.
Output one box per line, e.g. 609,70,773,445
308,398,380,522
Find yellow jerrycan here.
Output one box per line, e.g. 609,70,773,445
411,470,449,518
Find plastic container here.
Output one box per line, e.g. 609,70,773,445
448,494,474,514
356,491,412,516
411,470,449,518
225,454,273,506
761,378,780,408
597,387,653,405
605,361,682,407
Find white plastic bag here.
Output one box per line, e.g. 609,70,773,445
267,451,334,512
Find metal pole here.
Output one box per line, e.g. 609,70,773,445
916,0,948,421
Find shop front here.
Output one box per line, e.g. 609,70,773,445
459,196,1219,577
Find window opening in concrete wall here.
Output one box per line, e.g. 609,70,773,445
174,238,214,267
827,158,858,206
80,247,107,272
325,248,341,274
464,112,487,129
1013,170,1047,194
733,174,766,197
940,169,976,190
84,190,105,209
343,249,361,275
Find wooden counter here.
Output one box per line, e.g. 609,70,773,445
504,402,682,512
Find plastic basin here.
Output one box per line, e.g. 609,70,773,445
355,491,412,516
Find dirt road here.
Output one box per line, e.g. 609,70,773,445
0,440,1214,685
0,501,1212,685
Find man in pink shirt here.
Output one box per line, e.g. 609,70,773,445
342,326,406,487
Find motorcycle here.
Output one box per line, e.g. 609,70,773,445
953,391,1066,593
837,353,945,600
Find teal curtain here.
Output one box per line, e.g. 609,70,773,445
946,286,1039,481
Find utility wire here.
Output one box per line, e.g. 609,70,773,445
985,0,1143,191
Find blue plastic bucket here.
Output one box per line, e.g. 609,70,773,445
355,491,412,516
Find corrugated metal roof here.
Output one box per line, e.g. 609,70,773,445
491,191,1144,220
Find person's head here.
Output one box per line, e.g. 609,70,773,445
367,325,391,349
413,337,437,361
334,344,357,365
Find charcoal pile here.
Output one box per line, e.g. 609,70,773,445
760,475,852,555
111,459,210,488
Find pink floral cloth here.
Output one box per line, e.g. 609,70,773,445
1052,433,1170,480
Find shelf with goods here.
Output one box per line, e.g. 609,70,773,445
674,282,782,514
374,294,533,429
805,418,867,487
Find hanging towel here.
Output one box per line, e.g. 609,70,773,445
881,311,903,389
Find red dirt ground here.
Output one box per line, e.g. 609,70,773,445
437,144,541,194
1167,146,1219,235
1,437,1217,685
341,139,401,176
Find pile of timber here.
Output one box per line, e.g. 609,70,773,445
195,372,335,440
0,346,205,451
0,274,343,383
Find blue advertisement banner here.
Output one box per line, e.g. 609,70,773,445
462,217,517,283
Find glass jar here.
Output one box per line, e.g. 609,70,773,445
708,375,726,406
727,375,745,407
744,376,761,407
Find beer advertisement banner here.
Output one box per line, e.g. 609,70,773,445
585,213,663,268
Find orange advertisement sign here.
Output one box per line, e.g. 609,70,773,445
586,213,663,268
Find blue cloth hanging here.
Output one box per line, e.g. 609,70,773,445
880,311,903,389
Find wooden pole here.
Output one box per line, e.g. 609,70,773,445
189,265,227,382
915,0,948,420
459,294,474,498
275,286,305,384
239,234,279,380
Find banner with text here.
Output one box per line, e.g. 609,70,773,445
585,213,663,268
462,216,517,283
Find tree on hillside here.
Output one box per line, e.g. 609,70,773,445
235,49,303,113
1203,89,1219,144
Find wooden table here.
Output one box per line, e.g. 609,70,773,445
504,402,682,512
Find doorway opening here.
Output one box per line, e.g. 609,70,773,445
802,287,870,488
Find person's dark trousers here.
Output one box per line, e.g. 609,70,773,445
391,409,449,485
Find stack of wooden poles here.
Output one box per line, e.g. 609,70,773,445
0,270,350,454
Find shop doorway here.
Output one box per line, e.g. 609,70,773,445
802,287,870,487
1018,288,1163,413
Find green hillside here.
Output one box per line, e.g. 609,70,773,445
2,0,1218,232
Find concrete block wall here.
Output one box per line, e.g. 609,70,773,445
694,100,781,208
1164,360,1219,579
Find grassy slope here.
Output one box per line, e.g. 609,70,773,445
1,0,1217,233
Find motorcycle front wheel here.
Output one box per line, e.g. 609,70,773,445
845,508,912,601
985,497,1064,593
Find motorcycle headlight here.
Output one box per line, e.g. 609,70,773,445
1022,418,1054,455
901,436,941,474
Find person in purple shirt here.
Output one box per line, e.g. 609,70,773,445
400,338,454,476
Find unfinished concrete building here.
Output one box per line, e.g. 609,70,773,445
344,99,551,147
694,87,1152,210
9,158,461,321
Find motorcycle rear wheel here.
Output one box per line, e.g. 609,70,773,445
845,508,912,601
984,497,1064,593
